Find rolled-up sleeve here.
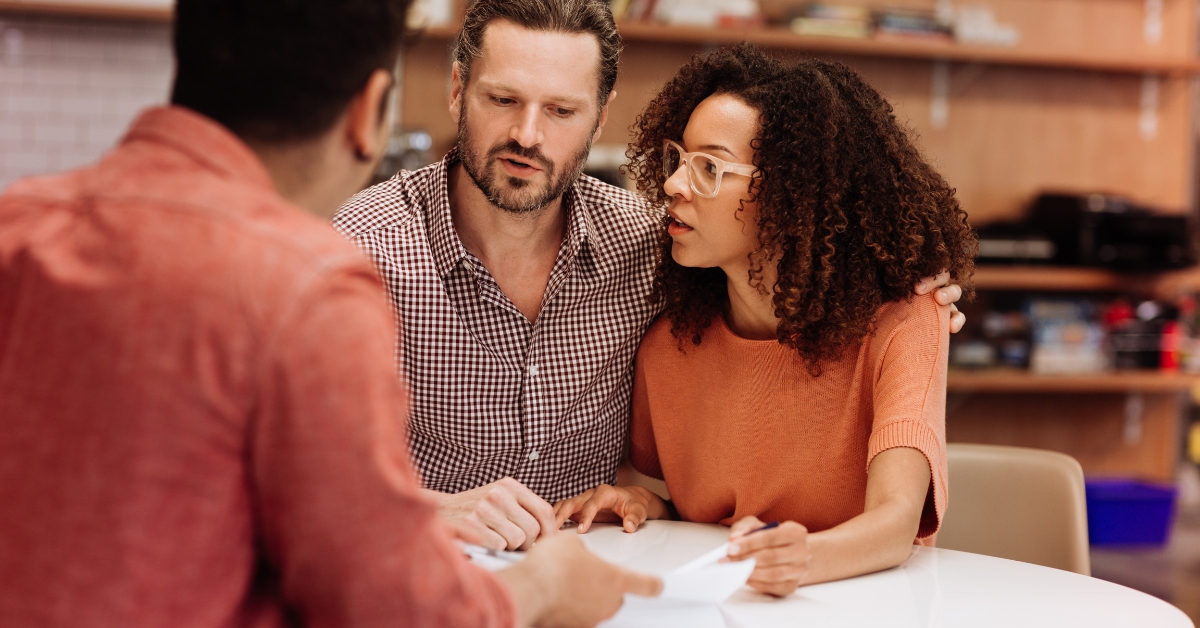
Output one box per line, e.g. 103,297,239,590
867,296,949,541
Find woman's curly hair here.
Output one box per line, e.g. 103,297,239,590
626,44,977,371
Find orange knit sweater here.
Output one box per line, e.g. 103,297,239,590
631,295,948,543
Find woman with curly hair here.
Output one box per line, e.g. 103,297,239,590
554,44,976,595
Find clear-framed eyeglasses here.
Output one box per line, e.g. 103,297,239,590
663,139,757,198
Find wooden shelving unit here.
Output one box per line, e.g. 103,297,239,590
971,265,1200,299
948,368,1200,393
9,4,1195,77
0,1,170,21
614,22,1200,76
418,22,1200,76
953,263,1200,482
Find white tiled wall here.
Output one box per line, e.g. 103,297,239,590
0,14,173,191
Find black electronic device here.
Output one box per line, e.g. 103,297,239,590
975,193,1196,269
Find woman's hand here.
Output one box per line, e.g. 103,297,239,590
727,516,812,597
553,484,670,533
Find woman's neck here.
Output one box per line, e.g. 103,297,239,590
723,259,780,341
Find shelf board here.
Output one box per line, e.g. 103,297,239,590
972,266,1139,293
7,14,1197,76
613,23,1200,76
971,265,1200,298
417,22,1200,75
0,1,171,21
947,368,1200,393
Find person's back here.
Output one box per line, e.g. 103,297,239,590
0,0,660,625
0,102,514,627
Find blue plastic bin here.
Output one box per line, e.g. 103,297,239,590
1085,479,1177,546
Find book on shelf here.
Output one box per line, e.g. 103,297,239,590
874,8,952,40
615,0,763,27
790,17,871,39
789,4,872,39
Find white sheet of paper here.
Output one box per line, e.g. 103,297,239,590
659,557,756,603
461,544,524,572
672,542,731,573
465,529,755,606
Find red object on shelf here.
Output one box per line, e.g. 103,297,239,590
1103,299,1135,329
1160,320,1181,371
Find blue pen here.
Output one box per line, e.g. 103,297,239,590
746,521,780,536
673,521,782,573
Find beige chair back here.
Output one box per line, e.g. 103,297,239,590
939,443,1091,575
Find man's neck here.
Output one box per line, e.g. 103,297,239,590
448,163,569,322
248,134,360,219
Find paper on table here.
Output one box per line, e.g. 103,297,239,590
464,537,756,605
657,557,756,604
673,542,732,573
461,543,524,572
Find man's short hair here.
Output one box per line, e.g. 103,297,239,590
171,0,412,143
454,0,621,110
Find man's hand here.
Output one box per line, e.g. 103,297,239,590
915,271,965,333
553,484,670,533
497,534,662,628
727,516,812,597
435,478,557,551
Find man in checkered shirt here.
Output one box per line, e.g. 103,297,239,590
334,0,966,551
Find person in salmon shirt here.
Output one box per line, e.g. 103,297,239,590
0,0,659,625
554,44,977,597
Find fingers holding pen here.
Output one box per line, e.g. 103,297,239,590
726,519,811,597
728,515,767,540
438,477,557,551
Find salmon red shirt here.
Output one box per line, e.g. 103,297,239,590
0,106,515,627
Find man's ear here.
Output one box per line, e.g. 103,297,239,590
592,89,616,144
449,61,464,125
347,68,395,163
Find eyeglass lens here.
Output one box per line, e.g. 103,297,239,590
664,143,721,196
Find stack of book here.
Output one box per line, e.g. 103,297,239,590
789,4,872,39
874,8,952,40
612,0,763,26
788,4,952,40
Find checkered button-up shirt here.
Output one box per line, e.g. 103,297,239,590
333,150,661,501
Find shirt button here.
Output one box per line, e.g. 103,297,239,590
528,364,539,377
528,449,539,461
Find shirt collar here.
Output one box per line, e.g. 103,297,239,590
120,106,275,193
425,147,594,279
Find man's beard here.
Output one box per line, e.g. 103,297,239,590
457,104,594,215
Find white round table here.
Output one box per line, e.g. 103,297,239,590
575,520,1193,628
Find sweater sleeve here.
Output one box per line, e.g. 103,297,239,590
251,265,516,628
866,296,950,540
630,351,664,481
